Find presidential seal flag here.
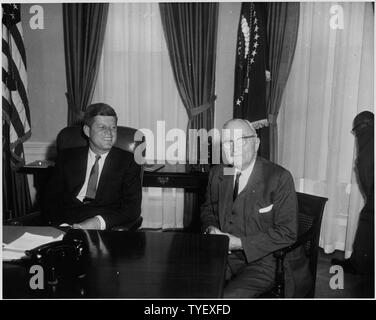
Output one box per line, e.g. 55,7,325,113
2,3,31,166
233,2,268,129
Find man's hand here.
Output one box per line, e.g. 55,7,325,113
73,216,102,230
205,226,243,252
205,226,223,235
227,233,242,251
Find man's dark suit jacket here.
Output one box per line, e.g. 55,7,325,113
352,125,374,274
42,146,142,229
201,157,312,297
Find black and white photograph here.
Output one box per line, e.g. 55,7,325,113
1,0,374,304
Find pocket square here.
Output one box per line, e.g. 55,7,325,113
259,204,273,213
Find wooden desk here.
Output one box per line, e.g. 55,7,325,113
3,226,229,298
143,164,209,231
17,165,54,213
20,163,209,190
143,164,209,190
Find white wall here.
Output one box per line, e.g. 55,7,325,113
22,4,67,203
22,3,67,147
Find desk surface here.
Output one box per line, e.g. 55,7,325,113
143,164,209,190
22,162,211,174
3,226,228,299
145,163,209,174
20,162,210,189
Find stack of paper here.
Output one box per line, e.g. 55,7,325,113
3,232,64,261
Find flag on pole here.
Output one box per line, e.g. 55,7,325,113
2,3,31,167
233,2,268,129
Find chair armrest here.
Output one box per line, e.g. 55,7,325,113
273,226,317,259
111,216,143,232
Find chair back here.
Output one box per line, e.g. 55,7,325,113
296,192,328,296
56,126,144,153
56,125,145,182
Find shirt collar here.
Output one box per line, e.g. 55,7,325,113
236,157,256,179
88,147,110,162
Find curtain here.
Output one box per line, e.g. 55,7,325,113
92,3,188,229
159,3,218,229
63,3,108,125
277,2,374,256
159,3,218,160
266,2,300,163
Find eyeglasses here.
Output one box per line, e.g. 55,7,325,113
222,135,257,149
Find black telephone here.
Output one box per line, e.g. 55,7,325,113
24,237,88,284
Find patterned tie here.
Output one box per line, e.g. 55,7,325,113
84,154,101,202
233,171,241,202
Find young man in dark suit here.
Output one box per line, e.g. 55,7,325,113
201,119,311,298
42,103,142,230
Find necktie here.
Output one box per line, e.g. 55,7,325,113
84,154,101,202
233,171,241,202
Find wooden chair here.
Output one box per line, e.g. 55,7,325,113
260,192,328,298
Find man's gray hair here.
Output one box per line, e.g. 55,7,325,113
223,118,258,137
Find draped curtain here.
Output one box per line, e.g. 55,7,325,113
159,3,219,230
277,2,373,256
266,3,300,163
63,3,108,125
92,3,188,229
159,3,218,160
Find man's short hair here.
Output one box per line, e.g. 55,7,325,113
83,103,118,127
351,111,373,138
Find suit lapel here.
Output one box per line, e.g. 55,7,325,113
218,166,235,228
238,157,264,207
242,157,264,195
72,147,89,195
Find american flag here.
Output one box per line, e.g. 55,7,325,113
233,2,268,129
2,3,31,166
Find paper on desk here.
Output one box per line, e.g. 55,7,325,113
2,232,64,261
2,248,26,261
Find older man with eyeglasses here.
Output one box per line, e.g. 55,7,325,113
200,119,311,298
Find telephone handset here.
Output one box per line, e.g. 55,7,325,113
25,238,85,260
24,237,88,284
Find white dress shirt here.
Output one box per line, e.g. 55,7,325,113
234,159,256,196
75,148,110,229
